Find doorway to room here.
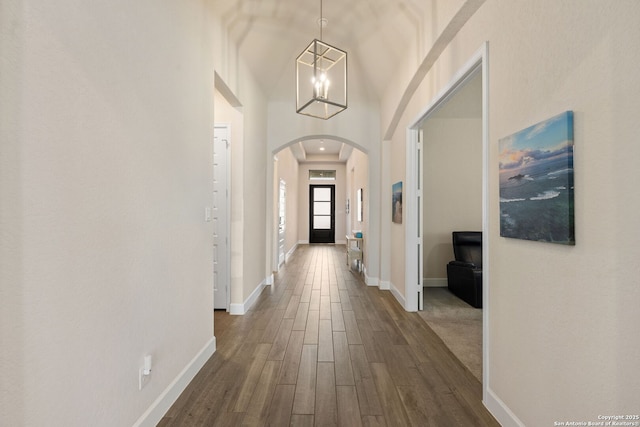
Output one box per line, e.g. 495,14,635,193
418,70,483,382
405,43,489,387
213,73,243,314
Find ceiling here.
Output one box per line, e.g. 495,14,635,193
209,1,471,164
288,139,353,163
285,74,481,162
211,0,433,163
210,0,430,100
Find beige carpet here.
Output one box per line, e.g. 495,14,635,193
417,287,483,381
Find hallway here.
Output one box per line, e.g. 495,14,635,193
159,245,498,426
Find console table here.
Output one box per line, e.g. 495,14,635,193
346,235,363,272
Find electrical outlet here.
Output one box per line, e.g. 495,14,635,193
139,367,150,390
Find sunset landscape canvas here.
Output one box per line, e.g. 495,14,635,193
499,111,575,244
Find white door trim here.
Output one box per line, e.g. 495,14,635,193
213,124,231,311
278,179,286,268
405,41,491,404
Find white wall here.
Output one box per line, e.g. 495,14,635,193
389,135,406,296
379,140,393,289
380,0,469,137
276,148,300,257
0,1,217,425
423,116,482,280
346,150,369,265
384,1,640,425
238,60,269,302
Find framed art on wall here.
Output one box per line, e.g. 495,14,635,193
392,181,403,224
499,111,575,245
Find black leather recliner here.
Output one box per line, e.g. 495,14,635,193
447,231,482,308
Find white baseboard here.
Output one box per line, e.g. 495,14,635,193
365,269,379,287
379,280,391,290
424,278,447,287
389,282,406,308
485,387,525,427
133,336,216,427
335,239,346,245
229,276,269,315
229,303,245,315
298,240,309,245
285,244,298,262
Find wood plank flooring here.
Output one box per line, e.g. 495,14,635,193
159,245,499,427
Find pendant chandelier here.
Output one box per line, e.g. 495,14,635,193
296,0,347,120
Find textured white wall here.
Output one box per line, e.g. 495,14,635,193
346,150,369,264
0,0,217,425
237,60,269,302
380,0,468,137
379,140,393,287
389,132,406,296
276,148,300,255
423,116,482,278
481,3,640,424
384,1,640,425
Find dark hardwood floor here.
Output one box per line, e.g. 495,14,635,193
159,245,499,426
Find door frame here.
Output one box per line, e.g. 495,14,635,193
278,179,286,267
309,184,336,244
213,123,231,311
405,42,490,395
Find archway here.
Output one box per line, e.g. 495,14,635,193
266,135,371,280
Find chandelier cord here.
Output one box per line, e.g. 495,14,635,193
320,0,323,41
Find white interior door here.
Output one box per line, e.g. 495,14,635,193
213,125,230,310
278,179,286,267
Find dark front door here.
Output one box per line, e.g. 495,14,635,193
309,185,335,243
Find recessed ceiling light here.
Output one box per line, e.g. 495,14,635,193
319,147,325,151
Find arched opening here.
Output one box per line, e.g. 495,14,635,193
268,136,370,281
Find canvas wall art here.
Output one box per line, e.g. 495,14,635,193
392,181,403,224
499,111,575,245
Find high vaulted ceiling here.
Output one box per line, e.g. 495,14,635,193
210,0,430,100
